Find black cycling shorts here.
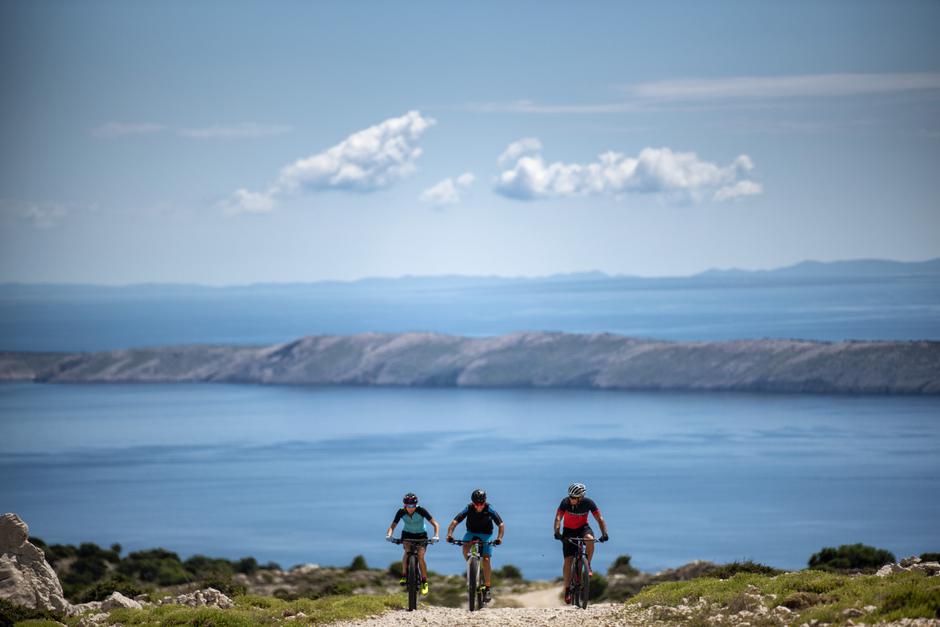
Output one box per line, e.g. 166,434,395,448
562,525,594,558
401,531,428,543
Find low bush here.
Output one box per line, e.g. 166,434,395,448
497,564,523,580
706,560,784,579
76,574,146,603
0,598,65,627
920,552,940,563
348,555,369,571
589,573,608,600
808,543,896,572
608,554,639,576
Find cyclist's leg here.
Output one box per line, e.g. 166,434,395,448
479,534,494,587
401,541,412,577
417,544,428,580
460,531,478,562
583,526,596,573
562,555,573,590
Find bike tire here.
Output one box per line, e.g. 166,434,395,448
467,556,478,611
568,557,580,607
407,554,418,611
579,556,590,609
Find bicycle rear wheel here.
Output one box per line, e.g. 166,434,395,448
467,556,478,611
407,554,418,611
578,556,590,609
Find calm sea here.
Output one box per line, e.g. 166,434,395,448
1,383,938,579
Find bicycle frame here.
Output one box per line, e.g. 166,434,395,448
388,537,435,611
561,536,596,610
451,539,495,611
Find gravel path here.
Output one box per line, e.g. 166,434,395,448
501,584,565,608
333,603,641,626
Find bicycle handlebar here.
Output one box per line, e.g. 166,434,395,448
449,539,497,546
559,536,600,544
387,537,438,545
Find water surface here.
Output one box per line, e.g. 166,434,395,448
1,383,938,579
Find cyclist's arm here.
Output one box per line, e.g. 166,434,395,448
446,518,459,540
592,509,609,537
387,509,405,538
430,518,441,538
554,510,564,535
496,521,506,543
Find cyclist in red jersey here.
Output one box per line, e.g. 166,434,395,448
553,482,608,604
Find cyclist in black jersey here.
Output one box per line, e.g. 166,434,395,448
553,482,609,604
446,488,505,602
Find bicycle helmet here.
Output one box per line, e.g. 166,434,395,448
568,483,586,498
403,493,418,506
471,489,486,504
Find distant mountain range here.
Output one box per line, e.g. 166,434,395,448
2,257,939,292
2,332,937,395
3,257,938,352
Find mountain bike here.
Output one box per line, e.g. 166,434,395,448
450,539,495,611
388,537,436,611
561,536,596,609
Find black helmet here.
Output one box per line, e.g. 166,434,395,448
403,493,418,506
471,489,486,504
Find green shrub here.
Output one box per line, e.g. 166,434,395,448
706,560,783,579
808,543,896,572
589,573,608,600
497,564,523,580
920,553,940,563
75,574,145,603
236,556,258,575
608,554,639,576
0,598,65,627
348,555,368,571
184,554,235,580
197,577,248,598
119,548,191,585
45,543,76,565
388,561,403,577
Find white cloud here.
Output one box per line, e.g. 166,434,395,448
178,123,293,139
625,72,940,101
221,189,276,215
497,137,542,165
495,140,761,203
466,72,940,115
420,172,475,207
91,122,166,138
225,111,436,213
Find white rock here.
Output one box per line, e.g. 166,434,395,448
101,590,143,611
0,513,70,612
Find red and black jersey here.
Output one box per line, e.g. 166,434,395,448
557,497,600,530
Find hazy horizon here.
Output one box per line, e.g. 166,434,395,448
1,255,938,289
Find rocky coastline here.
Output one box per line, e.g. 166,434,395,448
2,332,939,395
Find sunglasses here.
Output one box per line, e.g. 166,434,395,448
404,504,417,508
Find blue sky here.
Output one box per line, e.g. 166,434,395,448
1,0,939,284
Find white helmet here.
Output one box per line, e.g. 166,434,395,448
568,483,586,498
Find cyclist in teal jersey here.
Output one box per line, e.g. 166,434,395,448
386,492,440,595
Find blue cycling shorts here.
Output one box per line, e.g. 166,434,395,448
462,531,495,557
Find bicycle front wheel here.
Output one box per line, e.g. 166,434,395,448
578,556,590,609
407,554,418,611
467,556,478,611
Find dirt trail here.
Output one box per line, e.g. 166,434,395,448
501,584,565,608
333,603,638,626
